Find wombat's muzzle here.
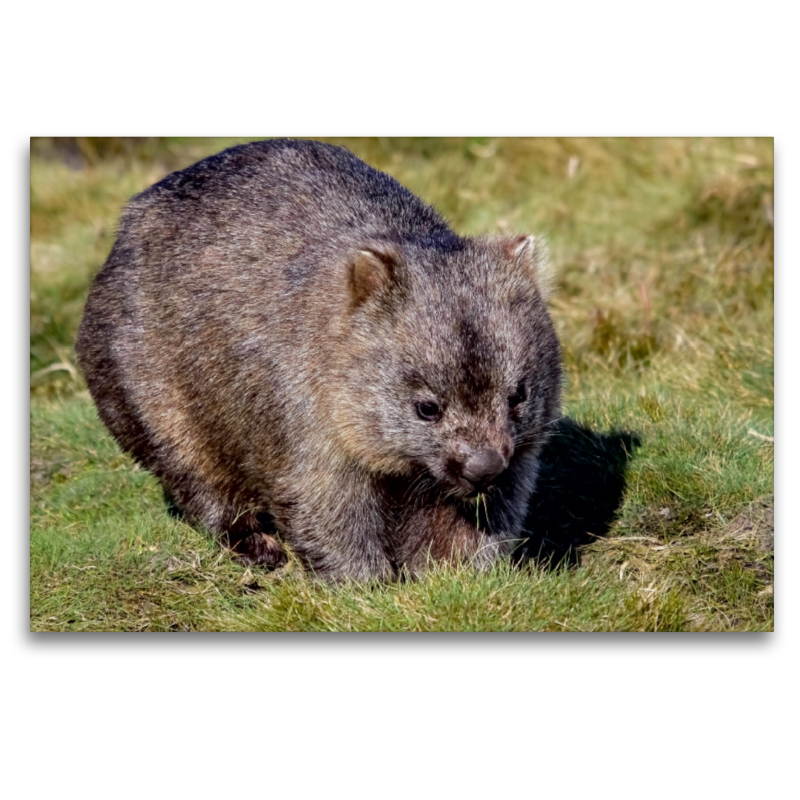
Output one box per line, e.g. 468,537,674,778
458,447,508,492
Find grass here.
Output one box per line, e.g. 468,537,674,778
30,136,773,631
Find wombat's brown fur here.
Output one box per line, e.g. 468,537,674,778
76,139,562,581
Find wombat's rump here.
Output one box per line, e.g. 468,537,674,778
76,139,562,581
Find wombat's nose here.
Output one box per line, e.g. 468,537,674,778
461,448,507,487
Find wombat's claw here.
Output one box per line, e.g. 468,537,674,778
233,532,288,570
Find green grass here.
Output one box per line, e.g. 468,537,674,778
30,136,773,631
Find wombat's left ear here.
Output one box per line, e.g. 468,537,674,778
503,234,553,300
347,244,401,309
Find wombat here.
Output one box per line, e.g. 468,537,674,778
76,139,563,581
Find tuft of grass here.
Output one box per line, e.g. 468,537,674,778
30,137,773,631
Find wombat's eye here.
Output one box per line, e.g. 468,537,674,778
509,382,527,408
415,400,443,422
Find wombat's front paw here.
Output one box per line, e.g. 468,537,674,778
232,532,288,570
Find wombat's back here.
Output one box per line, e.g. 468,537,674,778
131,139,454,251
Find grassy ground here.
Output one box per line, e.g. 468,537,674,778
30,137,774,631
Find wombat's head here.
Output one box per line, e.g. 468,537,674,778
333,234,562,498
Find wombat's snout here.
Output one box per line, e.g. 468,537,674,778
456,446,509,492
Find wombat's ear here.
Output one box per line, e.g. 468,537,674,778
503,234,553,301
348,245,400,308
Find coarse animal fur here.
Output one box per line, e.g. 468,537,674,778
76,139,563,581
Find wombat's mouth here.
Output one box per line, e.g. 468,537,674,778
457,477,481,496
427,467,482,499
451,475,496,499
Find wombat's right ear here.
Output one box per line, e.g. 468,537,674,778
348,245,399,308
504,234,554,301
